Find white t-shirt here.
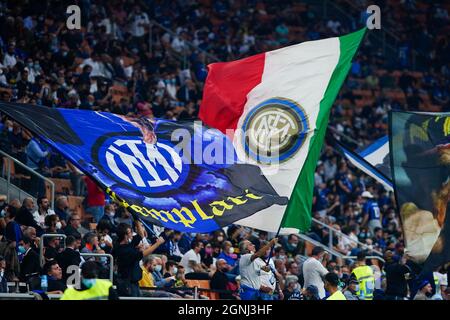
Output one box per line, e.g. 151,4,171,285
432,272,448,299
130,13,149,37
32,209,56,228
180,249,201,273
239,253,261,290
302,257,328,299
257,257,276,291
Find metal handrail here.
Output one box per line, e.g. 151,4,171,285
0,148,55,209
80,253,114,283
296,232,344,260
311,217,384,256
39,233,67,267
343,255,385,264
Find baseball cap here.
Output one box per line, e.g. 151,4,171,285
361,191,374,198
418,280,430,290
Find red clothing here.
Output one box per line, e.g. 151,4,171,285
84,176,105,207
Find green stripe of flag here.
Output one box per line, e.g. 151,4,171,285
280,28,367,233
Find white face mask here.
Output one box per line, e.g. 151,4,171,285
173,267,178,274
56,222,62,229
155,265,162,272
228,247,234,254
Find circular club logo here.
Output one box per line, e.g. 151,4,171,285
242,98,309,164
96,136,189,194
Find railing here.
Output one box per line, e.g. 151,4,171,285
343,255,385,264
311,217,384,257
39,233,67,267
80,253,114,283
0,149,55,208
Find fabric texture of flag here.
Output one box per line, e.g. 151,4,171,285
332,135,393,191
0,102,288,233
199,29,366,234
390,110,450,273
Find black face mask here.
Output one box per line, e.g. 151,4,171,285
221,268,228,273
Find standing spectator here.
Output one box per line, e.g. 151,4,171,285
113,222,164,297
19,236,41,283
210,258,235,300
83,176,105,223
384,250,411,300
32,196,55,230
361,191,382,235
238,238,278,300
302,246,329,299
57,236,81,280
24,132,49,197
325,272,346,300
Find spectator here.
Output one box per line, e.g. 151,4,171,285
238,238,278,300
42,260,66,293
217,241,238,267
414,280,433,300
83,176,105,223
384,250,411,300
16,197,41,233
54,196,70,226
57,235,81,280
210,258,235,300
361,191,382,235
302,246,329,299
63,213,86,239
180,240,203,274
43,235,62,262
302,285,320,300
0,255,8,293
283,275,302,300
18,236,40,283
32,196,55,230
325,272,346,300
343,279,360,300
44,214,62,234
113,222,164,297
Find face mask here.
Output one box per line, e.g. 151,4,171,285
18,246,26,254
217,236,224,242
7,127,13,132
228,247,234,254
173,267,178,274
155,265,162,272
82,278,96,289
128,238,132,244
354,284,360,292
56,222,62,229
279,255,286,260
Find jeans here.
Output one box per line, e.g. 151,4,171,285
240,285,260,300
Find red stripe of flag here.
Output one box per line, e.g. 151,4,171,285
199,53,265,133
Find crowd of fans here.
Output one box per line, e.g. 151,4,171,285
0,0,449,300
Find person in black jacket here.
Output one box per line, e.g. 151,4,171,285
42,260,67,293
57,236,81,280
113,222,165,297
210,258,235,299
15,198,41,232
19,236,41,282
384,250,411,300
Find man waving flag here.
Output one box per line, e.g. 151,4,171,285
200,29,366,234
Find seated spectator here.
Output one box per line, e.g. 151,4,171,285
42,260,67,294
32,196,55,229
64,213,87,239
217,241,237,267
180,240,203,274
57,236,81,280
4,205,22,250
282,234,301,258
96,220,114,253
43,235,62,262
302,285,320,300
16,197,42,234
81,232,104,255
283,275,302,300
152,256,176,288
99,203,118,235
0,255,7,293
44,214,62,234
54,196,70,226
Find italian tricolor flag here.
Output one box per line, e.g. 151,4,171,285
199,29,366,234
